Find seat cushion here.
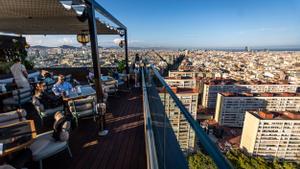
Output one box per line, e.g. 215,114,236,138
77,109,95,118
118,80,124,86
2,97,16,105
43,106,64,117
30,131,67,161
0,109,27,126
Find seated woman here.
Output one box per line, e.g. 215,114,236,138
52,75,73,96
35,82,62,109
53,111,70,141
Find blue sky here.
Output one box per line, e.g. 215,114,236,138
27,0,300,48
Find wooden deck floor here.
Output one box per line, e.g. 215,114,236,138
42,89,146,169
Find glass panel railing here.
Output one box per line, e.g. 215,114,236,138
142,66,159,169
142,65,233,169
143,67,188,169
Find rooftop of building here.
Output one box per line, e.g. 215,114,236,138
249,111,300,120
204,78,291,85
169,70,196,73
159,87,199,94
219,92,300,97
165,76,196,80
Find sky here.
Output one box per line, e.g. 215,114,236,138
26,0,300,48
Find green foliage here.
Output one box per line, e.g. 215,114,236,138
188,151,217,169
282,162,299,169
225,149,300,169
0,61,13,74
117,60,126,73
0,37,34,73
23,59,34,70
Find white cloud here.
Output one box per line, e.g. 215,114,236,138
24,35,80,47
11,34,147,47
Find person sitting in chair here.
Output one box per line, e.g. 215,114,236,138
43,72,55,85
53,111,70,141
52,75,73,96
35,82,62,109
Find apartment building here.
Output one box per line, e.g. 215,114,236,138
159,87,199,152
165,77,197,89
202,79,299,108
215,92,300,127
240,111,300,161
168,71,197,78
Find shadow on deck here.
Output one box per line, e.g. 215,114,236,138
41,89,146,169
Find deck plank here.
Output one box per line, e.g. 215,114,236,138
41,89,146,169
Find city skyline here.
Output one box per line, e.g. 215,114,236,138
22,0,300,48
0,1,299,168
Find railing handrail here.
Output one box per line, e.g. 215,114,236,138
150,65,233,169
142,67,159,169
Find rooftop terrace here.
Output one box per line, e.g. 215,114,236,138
38,89,146,169
204,78,291,85
220,92,300,97
250,111,300,120
159,87,199,94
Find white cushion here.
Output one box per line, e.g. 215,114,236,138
2,97,15,105
30,131,67,161
0,165,16,169
0,110,27,126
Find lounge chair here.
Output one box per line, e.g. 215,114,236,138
2,88,32,110
68,96,98,126
30,122,72,169
0,109,27,126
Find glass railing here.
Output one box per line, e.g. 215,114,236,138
141,64,233,169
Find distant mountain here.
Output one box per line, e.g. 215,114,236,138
58,45,79,49
31,45,81,49
31,45,50,49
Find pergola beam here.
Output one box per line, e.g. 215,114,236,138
84,0,127,30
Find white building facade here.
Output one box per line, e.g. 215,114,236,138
215,93,300,127
159,88,198,152
240,111,300,161
202,84,299,109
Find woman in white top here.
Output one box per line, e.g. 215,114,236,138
10,58,30,88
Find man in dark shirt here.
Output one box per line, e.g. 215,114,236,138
35,82,62,109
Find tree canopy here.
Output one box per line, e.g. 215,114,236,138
188,151,217,169
225,149,300,169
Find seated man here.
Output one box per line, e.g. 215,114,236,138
35,82,62,109
52,75,73,96
43,72,55,85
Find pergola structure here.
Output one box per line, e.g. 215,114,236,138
0,0,129,135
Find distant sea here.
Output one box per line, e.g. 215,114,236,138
209,48,300,52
